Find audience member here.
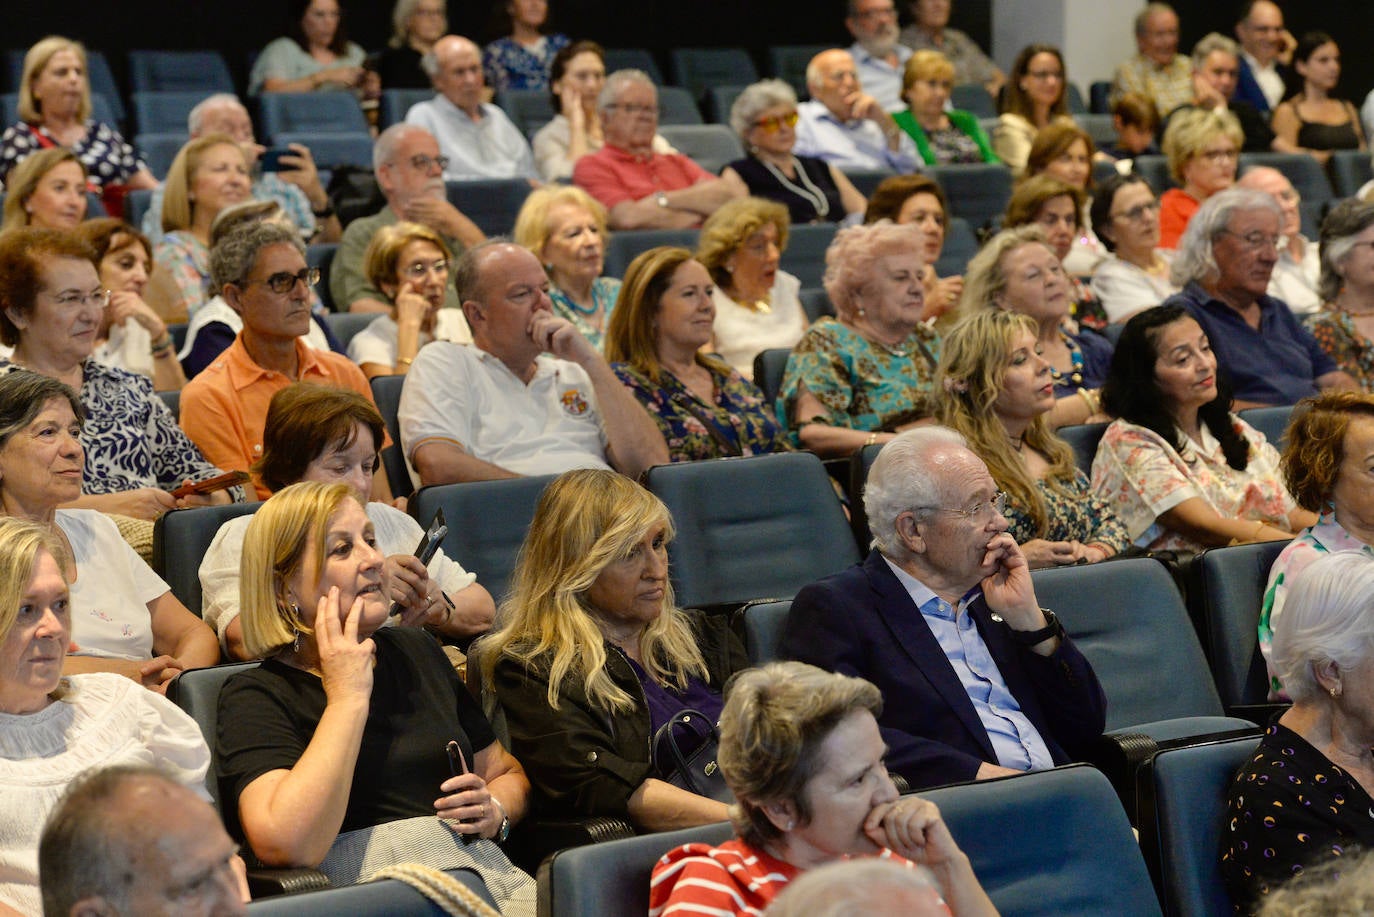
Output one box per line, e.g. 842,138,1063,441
1111,3,1192,118
0,371,220,686
959,225,1111,428
864,174,963,320
1270,31,1365,166
512,185,620,349
1104,92,1161,161
721,79,866,225
407,35,539,182
937,309,1128,567
783,426,1107,790
893,50,998,166
1021,122,1107,281
1158,107,1242,248
1260,392,1374,701
778,221,941,457
39,765,247,917
378,0,448,89
216,481,534,909
650,662,997,916
0,518,211,916
695,197,807,379
249,0,371,95
899,0,1004,96
1236,165,1320,314
764,858,959,917
993,44,1075,177
846,0,912,113
0,230,241,520
180,221,387,500
1254,851,1374,917
793,49,918,173
1163,188,1353,406
1000,175,1104,328
1309,201,1374,391
1090,172,1178,324
72,219,186,392
1091,304,1313,552
0,36,156,193
351,221,470,379
1163,33,1282,154
482,468,746,830
140,94,341,246
1223,552,1374,912
399,240,667,483
574,70,741,229
0,148,86,234
331,123,484,314
606,246,790,461
1232,0,1293,116
201,384,492,660
149,134,253,322
482,0,569,92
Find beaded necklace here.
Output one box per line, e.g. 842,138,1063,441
758,155,830,219
559,279,608,318
1046,327,1084,388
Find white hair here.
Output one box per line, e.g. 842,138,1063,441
597,69,656,113
863,426,969,556
187,93,245,137
1272,551,1374,704
765,858,945,917
1169,187,1283,288
729,79,797,139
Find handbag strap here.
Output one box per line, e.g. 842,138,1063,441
652,709,718,776
368,863,502,917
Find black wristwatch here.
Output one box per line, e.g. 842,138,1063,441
1005,608,1064,646
312,202,336,219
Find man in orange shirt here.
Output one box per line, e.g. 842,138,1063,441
180,221,389,500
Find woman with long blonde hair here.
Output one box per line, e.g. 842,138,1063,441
482,468,747,831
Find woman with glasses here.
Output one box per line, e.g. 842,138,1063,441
893,50,998,166
1002,175,1108,332
351,222,470,380
936,309,1127,568
1157,108,1243,249
0,229,242,522
1271,32,1365,166
993,44,1076,177
720,79,866,225
1089,173,1178,325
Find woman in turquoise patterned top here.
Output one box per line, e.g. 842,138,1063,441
514,185,620,350
936,309,1128,567
778,222,941,458
606,247,789,462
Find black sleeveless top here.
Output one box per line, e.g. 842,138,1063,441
726,154,845,224
1296,118,1360,151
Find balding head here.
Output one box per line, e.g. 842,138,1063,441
455,240,554,370
807,49,861,120
1237,165,1300,236
424,34,485,115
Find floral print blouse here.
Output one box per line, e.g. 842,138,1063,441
153,231,211,318
1089,416,1295,553
1304,309,1374,392
613,361,790,462
1003,469,1132,555
481,34,570,91
777,317,941,441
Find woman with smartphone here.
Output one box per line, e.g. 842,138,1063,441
218,480,535,913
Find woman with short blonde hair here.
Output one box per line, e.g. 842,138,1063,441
893,50,998,166
1158,107,1243,248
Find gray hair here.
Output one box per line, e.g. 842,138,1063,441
373,122,426,172
1169,187,1282,288
1319,199,1374,302
186,92,244,137
766,858,944,917
729,79,798,139
1135,2,1176,37
1272,551,1374,705
1192,31,1240,69
210,220,305,290
597,69,656,114
0,370,84,448
453,236,514,304
390,0,445,48
863,426,969,556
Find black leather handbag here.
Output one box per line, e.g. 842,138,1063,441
651,709,734,803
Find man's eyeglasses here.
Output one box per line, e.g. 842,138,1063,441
935,491,1008,521
608,103,658,117
754,111,799,133
404,154,450,173
49,289,111,310
246,267,321,294
1219,229,1288,251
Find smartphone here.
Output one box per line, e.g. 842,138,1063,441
446,740,469,777
259,148,295,173
170,471,250,499
389,510,448,617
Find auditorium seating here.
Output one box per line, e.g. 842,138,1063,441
131,89,203,134
656,123,745,174
127,50,234,95
368,373,411,500
445,178,532,236
152,502,262,613
950,82,996,119
927,163,1014,232
1236,404,1294,449
244,868,499,915
752,347,790,404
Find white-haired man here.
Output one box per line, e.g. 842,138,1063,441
794,49,917,173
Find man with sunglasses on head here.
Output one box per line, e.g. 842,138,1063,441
331,122,486,314
181,221,393,501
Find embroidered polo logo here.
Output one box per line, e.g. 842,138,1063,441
561,389,589,415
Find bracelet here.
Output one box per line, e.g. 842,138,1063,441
312,203,335,219
1077,388,1099,416
396,356,413,368
864,432,879,447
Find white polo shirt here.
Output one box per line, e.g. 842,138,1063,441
398,341,609,486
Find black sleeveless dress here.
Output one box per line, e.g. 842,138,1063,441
726,154,845,224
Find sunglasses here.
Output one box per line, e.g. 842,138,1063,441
755,111,800,133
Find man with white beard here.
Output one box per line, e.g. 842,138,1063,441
846,0,912,112
330,123,486,313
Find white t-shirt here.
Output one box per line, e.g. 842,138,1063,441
399,342,609,486
1268,238,1321,315
346,310,472,369
177,295,333,363
710,270,807,380
92,317,155,380
199,501,478,649
56,508,170,662
1091,251,1179,323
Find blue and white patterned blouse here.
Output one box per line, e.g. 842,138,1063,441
482,34,569,91
0,121,147,189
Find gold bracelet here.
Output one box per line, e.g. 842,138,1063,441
1077,388,1098,416
396,356,413,367
864,432,879,447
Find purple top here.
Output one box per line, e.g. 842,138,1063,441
625,653,725,749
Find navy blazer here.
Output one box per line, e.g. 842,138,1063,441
781,550,1107,791
1234,56,1288,116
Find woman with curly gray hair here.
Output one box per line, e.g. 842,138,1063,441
650,661,996,917
1306,199,1374,391
720,79,866,224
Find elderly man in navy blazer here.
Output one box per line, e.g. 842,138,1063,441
781,426,1106,791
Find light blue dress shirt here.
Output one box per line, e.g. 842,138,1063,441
794,100,917,174
850,41,913,113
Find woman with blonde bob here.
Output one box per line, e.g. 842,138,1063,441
0,147,87,233
217,481,535,908
483,468,747,831
893,50,997,167
695,196,807,378
351,221,470,379
605,246,789,461
651,661,996,916
1158,107,1243,248
936,309,1128,567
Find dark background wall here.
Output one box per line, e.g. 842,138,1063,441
8,1,1373,103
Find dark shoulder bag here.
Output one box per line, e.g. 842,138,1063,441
651,709,733,803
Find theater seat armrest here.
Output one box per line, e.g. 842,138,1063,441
245,867,332,898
